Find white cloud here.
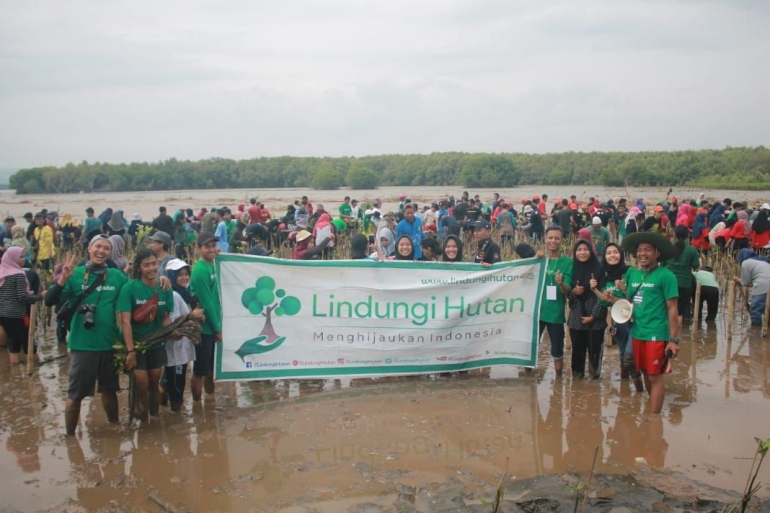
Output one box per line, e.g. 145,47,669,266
0,0,768,167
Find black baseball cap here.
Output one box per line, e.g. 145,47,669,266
474,220,492,230
197,231,219,246
5,216,14,222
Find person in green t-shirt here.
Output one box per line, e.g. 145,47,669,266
45,235,128,436
118,248,175,421
190,231,223,400
537,226,573,377
619,232,680,414
339,196,353,223
663,225,701,324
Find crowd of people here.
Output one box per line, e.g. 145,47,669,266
0,188,769,433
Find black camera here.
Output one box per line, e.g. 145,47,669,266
80,304,97,330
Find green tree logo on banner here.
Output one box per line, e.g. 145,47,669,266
237,276,301,360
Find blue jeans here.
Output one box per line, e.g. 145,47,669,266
615,321,632,364
750,294,767,326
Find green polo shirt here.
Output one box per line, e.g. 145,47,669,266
539,257,573,324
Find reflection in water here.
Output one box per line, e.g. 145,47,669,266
0,318,769,510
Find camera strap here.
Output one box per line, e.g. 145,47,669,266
70,272,106,314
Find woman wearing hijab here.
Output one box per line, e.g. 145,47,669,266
709,203,726,228
675,204,693,229
161,259,204,412
729,210,751,252
594,243,639,387
0,247,43,363
751,204,770,251
394,235,415,261
107,210,127,237
635,197,646,219
692,213,710,253
98,208,113,231
567,239,607,379
312,213,335,258
734,249,770,326
109,235,130,274
442,235,464,262
172,210,190,260
376,227,396,258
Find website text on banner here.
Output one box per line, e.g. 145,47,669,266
214,256,546,381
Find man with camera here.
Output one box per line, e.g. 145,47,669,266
45,235,128,436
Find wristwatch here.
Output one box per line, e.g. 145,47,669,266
670,337,680,345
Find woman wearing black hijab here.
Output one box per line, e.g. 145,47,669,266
394,235,415,261
567,239,607,379
441,235,464,262
594,242,639,386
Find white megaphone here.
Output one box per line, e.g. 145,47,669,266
611,299,634,324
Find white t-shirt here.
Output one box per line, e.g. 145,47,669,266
165,291,197,367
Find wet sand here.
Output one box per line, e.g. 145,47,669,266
1,185,769,511
1,309,768,511
2,185,769,222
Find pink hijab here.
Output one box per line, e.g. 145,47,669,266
676,204,692,228
0,247,31,292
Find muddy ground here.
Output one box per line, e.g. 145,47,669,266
1,307,769,512
1,185,770,511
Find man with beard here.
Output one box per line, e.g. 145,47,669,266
45,235,128,436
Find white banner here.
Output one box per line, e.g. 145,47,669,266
215,255,546,381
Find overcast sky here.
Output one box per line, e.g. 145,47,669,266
1,0,768,169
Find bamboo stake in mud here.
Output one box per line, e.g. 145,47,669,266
692,282,702,333
26,303,37,375
727,281,735,340
763,282,770,338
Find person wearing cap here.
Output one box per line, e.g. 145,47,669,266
472,220,500,266
161,258,205,412
147,231,174,277
640,205,670,235
190,232,223,399
522,204,545,244
396,204,424,260
589,216,611,258
45,235,128,435
32,212,55,271
617,232,679,414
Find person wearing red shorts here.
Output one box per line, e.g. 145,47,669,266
618,232,680,414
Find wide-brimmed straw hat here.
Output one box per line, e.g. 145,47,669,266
621,232,674,261
296,230,312,242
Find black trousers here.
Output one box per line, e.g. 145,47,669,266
570,329,604,378
693,285,720,321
